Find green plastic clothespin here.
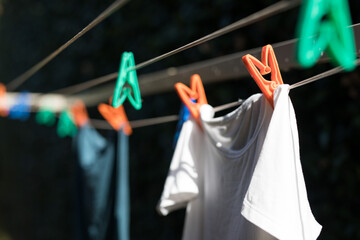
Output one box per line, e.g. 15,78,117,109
36,109,56,126
57,111,77,138
296,0,356,71
112,52,142,110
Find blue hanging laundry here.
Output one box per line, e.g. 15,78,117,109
173,99,195,148
8,92,31,121
116,131,130,240
74,124,130,240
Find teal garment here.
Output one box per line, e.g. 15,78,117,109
116,132,130,240
74,124,130,240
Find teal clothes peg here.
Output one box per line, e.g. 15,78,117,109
57,111,77,138
296,0,356,71
112,52,142,110
36,109,56,126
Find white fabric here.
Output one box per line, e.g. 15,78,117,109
157,84,322,240
156,118,200,216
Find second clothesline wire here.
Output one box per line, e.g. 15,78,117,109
6,0,301,93
92,58,360,130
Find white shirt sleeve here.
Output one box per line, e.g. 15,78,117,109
157,119,201,216
241,84,322,240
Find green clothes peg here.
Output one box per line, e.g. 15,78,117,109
112,52,142,110
36,109,56,126
296,0,356,71
57,111,77,138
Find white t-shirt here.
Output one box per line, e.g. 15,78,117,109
157,84,322,240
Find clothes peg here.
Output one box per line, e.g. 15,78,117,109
98,101,132,135
175,74,208,127
296,0,356,71
112,52,142,110
8,92,31,121
57,110,77,138
0,83,9,117
36,109,56,126
71,100,89,128
242,44,283,108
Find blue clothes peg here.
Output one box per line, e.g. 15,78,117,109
8,92,31,121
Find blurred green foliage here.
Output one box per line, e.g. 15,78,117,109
0,0,359,239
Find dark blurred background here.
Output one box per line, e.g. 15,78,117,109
0,0,360,239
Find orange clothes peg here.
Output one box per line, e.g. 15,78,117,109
175,74,208,127
71,100,89,128
0,83,9,117
98,103,132,135
242,45,283,108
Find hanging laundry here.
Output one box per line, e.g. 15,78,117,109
116,131,130,240
74,123,130,240
74,124,115,240
157,84,322,240
97,101,132,240
173,100,194,148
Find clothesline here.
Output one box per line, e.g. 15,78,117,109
126,0,301,72
6,0,300,93
3,26,359,115
53,38,299,97
58,22,360,103
289,58,360,89
2,0,359,131
2,2,357,239
2,54,359,131
91,58,360,130
6,0,130,91
54,0,300,95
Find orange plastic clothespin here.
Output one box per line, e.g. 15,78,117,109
242,45,283,108
98,99,132,135
71,100,89,128
175,74,208,127
0,83,9,117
